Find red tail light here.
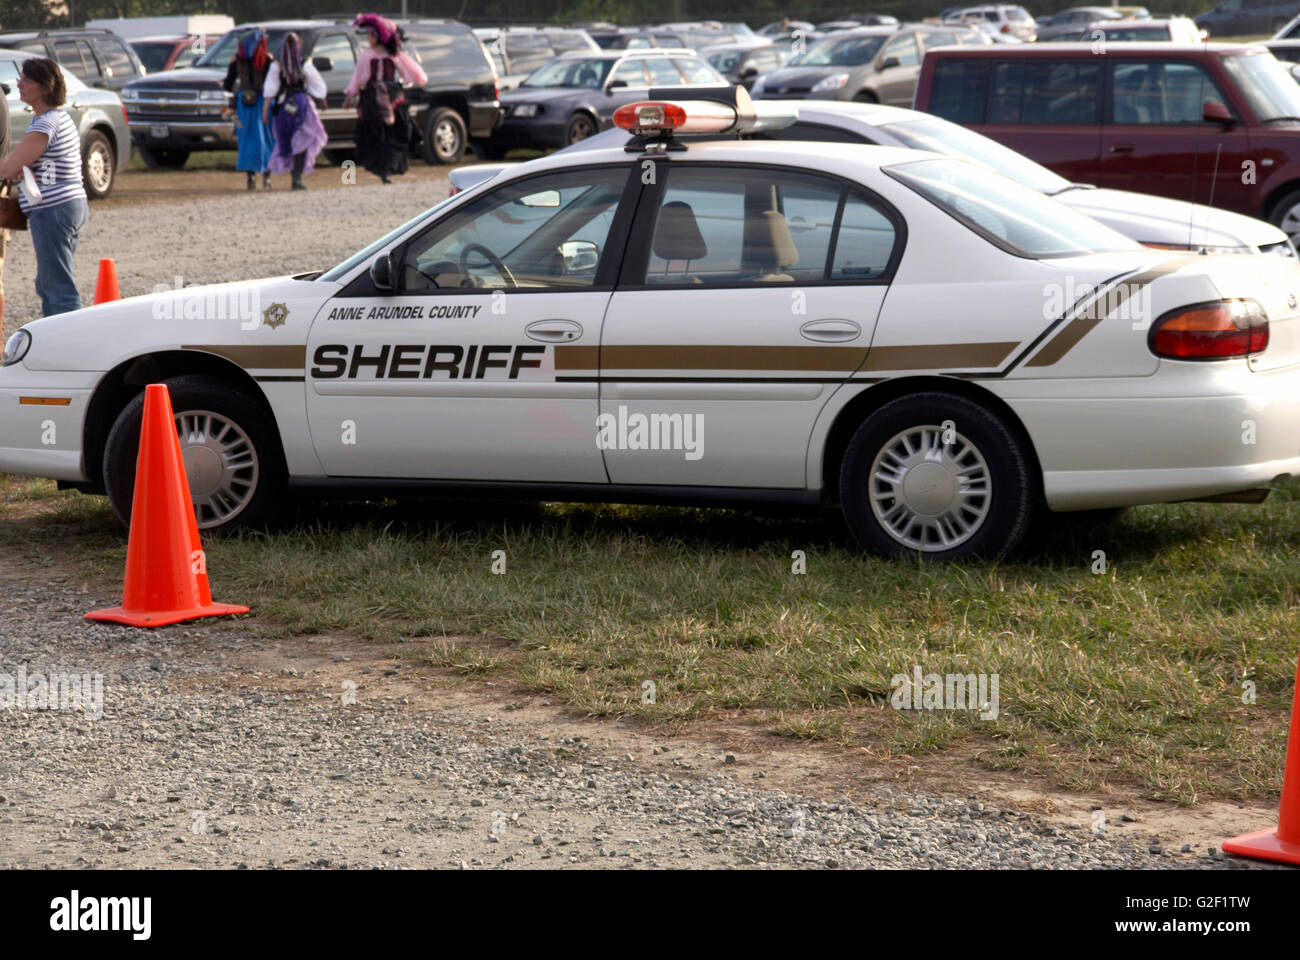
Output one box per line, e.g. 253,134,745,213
1149,300,1269,360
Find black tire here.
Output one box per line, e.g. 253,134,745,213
566,112,597,146
852,90,878,103
324,148,355,166
421,106,467,164
102,375,286,535
838,393,1033,560
1268,186,1300,242
138,146,190,169
81,129,116,200
472,140,507,160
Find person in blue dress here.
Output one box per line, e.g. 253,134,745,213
222,29,275,191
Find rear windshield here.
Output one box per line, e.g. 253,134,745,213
1220,49,1300,123
789,33,887,67
885,157,1140,258
880,116,1069,195
405,26,493,71
132,41,179,72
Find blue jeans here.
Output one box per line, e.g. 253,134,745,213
29,197,89,317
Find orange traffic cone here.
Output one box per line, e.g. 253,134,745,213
1223,648,1300,864
93,258,120,304
86,384,248,628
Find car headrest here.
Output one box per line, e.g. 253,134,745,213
653,200,708,261
745,209,798,270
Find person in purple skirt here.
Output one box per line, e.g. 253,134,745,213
261,33,327,191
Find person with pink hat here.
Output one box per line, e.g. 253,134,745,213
344,13,427,184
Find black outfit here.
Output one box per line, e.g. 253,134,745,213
354,57,419,182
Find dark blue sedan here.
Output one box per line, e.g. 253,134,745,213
471,49,727,157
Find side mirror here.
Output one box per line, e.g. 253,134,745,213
879,56,900,70
312,56,333,72
1202,100,1233,125
370,253,394,291
606,79,627,92
558,239,599,272
740,65,758,79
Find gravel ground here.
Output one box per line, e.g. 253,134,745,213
1,173,452,343
0,552,1270,870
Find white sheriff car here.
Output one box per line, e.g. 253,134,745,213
4,96,1300,559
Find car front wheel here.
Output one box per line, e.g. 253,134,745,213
566,112,596,145
102,375,285,535
81,129,115,199
839,393,1033,559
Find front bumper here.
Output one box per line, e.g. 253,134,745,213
476,114,569,152
128,118,237,152
0,370,98,483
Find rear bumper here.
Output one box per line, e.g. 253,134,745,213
1009,364,1300,510
129,118,236,152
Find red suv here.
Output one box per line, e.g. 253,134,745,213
915,43,1300,240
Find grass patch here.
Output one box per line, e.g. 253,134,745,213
2,472,1296,802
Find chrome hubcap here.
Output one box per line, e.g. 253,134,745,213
1280,202,1300,243
435,119,459,155
87,145,111,192
571,120,592,141
869,424,991,551
175,410,258,528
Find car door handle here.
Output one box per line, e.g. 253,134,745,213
525,319,583,342
800,318,862,342
1108,143,1134,153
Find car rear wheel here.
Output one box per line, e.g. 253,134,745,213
839,393,1033,559
81,129,115,199
102,375,285,535
422,107,467,164
1269,187,1300,242
138,146,190,169
566,112,597,146
853,90,878,103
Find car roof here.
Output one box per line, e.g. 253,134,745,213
927,40,1258,55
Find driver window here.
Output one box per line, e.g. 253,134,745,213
397,168,628,291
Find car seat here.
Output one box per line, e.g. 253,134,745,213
652,200,707,281
744,209,799,282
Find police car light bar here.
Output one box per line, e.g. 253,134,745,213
614,84,798,141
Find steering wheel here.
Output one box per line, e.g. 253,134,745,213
459,243,517,288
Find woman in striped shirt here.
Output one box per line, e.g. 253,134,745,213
0,57,88,316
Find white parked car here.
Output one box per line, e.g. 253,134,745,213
943,4,1038,41
5,97,1300,559
452,98,1295,257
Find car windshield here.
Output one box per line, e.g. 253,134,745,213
885,157,1140,258
1220,50,1300,122
195,28,289,68
880,117,1070,194
320,197,460,282
789,34,887,67
132,41,179,73
520,56,614,87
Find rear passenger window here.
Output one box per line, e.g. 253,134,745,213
677,58,721,83
929,59,989,123
992,60,1099,124
93,37,138,78
1110,61,1228,124
611,59,647,85
642,168,894,286
831,193,897,280
52,41,86,76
